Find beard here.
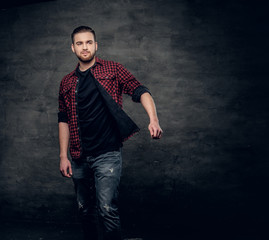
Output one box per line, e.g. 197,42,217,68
76,51,96,63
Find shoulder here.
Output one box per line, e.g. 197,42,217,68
62,70,75,80
60,68,76,86
96,58,134,79
95,57,122,69
59,68,77,94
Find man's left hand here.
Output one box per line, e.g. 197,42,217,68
148,121,163,139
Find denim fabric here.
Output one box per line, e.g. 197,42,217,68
72,150,122,240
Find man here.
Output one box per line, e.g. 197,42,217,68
58,26,162,240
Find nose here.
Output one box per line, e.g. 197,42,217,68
83,43,88,50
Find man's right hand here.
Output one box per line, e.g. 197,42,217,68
60,157,73,178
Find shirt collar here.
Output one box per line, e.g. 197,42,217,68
95,56,103,66
72,56,103,76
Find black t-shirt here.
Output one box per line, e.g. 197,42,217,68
76,67,121,157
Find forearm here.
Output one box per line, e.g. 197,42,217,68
140,92,163,139
58,122,73,178
58,122,70,158
140,92,159,123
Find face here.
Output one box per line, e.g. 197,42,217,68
71,31,98,63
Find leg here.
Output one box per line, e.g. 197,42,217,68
72,160,99,240
93,151,122,240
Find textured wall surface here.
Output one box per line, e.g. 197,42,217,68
0,0,268,238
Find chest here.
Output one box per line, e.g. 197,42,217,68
62,72,122,107
77,72,98,101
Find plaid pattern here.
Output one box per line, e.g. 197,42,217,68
58,57,143,159
92,58,141,107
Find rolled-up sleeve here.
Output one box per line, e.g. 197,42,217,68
132,85,151,103
58,111,68,123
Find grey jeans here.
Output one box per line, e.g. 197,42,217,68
72,150,122,240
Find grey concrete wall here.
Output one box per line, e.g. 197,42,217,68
0,0,268,238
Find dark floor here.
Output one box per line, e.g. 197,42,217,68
0,220,267,240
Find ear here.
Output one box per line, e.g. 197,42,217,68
71,44,75,53
95,42,98,51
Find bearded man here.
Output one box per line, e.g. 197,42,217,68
58,26,162,240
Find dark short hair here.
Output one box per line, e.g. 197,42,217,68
71,26,96,43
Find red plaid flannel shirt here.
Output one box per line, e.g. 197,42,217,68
58,57,150,159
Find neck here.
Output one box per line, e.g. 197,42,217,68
79,56,96,71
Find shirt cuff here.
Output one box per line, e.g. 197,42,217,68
132,85,151,103
58,112,68,123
